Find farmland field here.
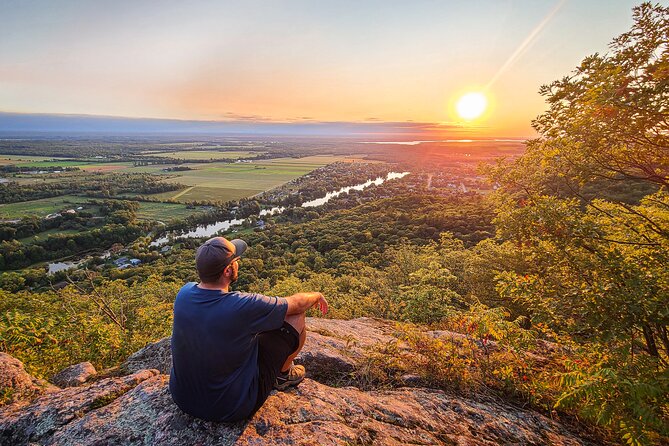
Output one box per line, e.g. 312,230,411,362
0,154,72,165
0,194,207,222
0,195,94,219
151,186,262,202
12,160,134,172
0,154,367,217
152,155,353,202
135,202,208,221
140,150,264,160
78,163,132,172
14,160,86,168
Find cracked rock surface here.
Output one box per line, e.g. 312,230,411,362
1,318,598,446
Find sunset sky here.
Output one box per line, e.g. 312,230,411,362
0,0,641,137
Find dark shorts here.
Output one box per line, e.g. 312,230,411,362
253,321,300,413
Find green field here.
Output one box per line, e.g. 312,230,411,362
151,187,262,202
135,202,208,221
13,160,133,172
14,160,88,168
141,150,264,160
18,228,84,243
7,174,83,185
0,154,72,165
0,152,136,172
152,155,351,202
0,195,94,220
0,194,207,222
1,154,364,216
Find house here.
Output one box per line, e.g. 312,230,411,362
113,257,129,267
129,258,142,266
160,246,172,254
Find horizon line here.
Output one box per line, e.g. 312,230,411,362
0,111,533,139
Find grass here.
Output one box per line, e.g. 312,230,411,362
13,160,134,172
135,202,208,221
154,186,262,202
0,195,93,220
14,160,85,168
152,155,350,202
1,154,366,219
140,150,264,160
0,154,72,165
18,228,83,243
90,389,126,409
0,191,205,226
78,163,133,172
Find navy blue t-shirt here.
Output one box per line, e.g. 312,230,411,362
168,282,288,422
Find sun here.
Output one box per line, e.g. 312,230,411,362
456,92,487,120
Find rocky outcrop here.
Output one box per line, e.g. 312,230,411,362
122,337,172,375
0,318,598,446
121,317,405,379
0,352,53,405
51,362,97,388
240,379,585,446
120,317,548,384
0,370,158,445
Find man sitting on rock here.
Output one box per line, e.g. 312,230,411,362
168,236,328,422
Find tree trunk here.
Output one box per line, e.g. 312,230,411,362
642,324,659,357
657,324,669,358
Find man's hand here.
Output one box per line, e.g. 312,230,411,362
313,293,328,315
285,292,328,315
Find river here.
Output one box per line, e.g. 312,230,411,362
47,171,409,271
46,250,112,275
149,171,409,246
48,261,83,274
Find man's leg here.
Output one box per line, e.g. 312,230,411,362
254,314,306,412
282,312,306,372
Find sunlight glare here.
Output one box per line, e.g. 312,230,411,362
456,92,487,120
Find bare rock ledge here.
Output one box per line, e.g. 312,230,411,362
1,317,599,446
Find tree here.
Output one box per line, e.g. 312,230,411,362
492,3,668,199
491,2,669,358
489,4,669,443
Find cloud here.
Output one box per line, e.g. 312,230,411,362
0,112,472,138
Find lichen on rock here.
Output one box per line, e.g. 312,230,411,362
0,318,600,446
51,362,97,388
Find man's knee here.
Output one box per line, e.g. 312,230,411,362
285,312,305,333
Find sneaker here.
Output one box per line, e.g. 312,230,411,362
275,363,305,390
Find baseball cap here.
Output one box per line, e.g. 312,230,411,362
195,237,247,282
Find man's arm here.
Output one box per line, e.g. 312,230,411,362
284,292,328,316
